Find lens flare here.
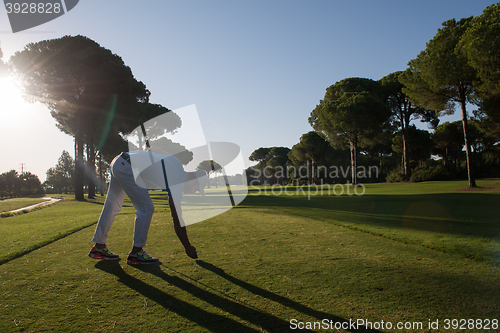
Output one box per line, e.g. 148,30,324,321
97,94,117,151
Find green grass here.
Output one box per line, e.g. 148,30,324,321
246,180,500,263
1,180,500,332
0,198,108,265
0,197,48,213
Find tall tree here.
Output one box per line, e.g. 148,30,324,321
432,121,464,170
467,119,490,173
266,147,291,185
474,98,500,149
0,170,22,198
20,172,44,195
289,132,338,184
473,108,500,169
249,147,271,185
460,3,500,96
460,3,500,170
392,126,433,165
10,35,151,200
45,150,75,193
309,78,390,185
400,18,477,187
380,71,438,180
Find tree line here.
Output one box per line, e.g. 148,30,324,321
42,153,242,195
249,3,500,187
2,4,499,194
0,170,44,198
0,150,77,198
0,148,242,198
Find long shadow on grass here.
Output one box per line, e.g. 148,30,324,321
130,263,320,332
128,263,381,332
241,193,500,240
95,260,259,332
0,222,97,266
195,260,380,332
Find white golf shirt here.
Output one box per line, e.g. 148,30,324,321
128,151,188,204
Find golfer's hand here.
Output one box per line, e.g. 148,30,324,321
185,245,198,259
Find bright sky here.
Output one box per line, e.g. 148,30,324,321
0,0,494,182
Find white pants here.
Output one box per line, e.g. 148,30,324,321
92,154,154,248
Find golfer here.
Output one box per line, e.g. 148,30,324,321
88,148,207,264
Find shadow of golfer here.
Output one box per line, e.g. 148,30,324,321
195,260,382,333
130,263,316,333
94,260,259,333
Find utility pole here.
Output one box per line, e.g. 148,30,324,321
19,163,26,174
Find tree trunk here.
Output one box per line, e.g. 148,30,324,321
75,111,85,201
87,144,96,199
402,126,410,181
443,147,449,168
350,136,358,185
311,160,315,185
459,92,476,187
402,103,411,181
99,153,104,196
307,160,312,185
478,145,482,175
259,161,265,186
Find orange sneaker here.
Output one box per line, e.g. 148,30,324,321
88,245,120,260
126,249,160,265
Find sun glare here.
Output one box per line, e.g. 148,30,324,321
0,76,30,122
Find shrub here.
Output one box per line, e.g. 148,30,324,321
410,165,450,182
386,169,405,183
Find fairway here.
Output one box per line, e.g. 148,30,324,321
1,181,499,332
0,197,48,214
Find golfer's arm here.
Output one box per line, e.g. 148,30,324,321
168,196,191,248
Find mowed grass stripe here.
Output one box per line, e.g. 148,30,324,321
1,205,499,332
241,182,500,264
268,205,500,263
0,198,48,213
3,180,500,266
0,199,105,265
